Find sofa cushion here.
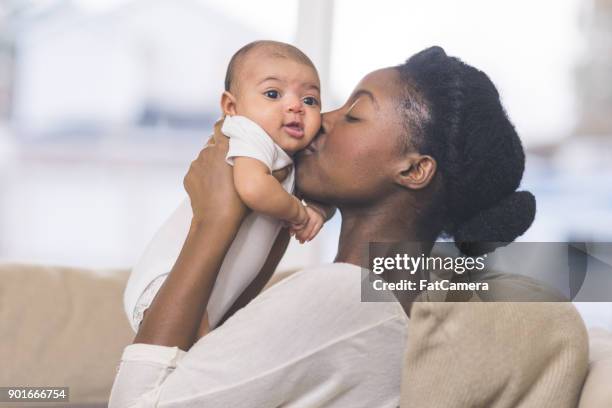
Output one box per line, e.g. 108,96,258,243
0,263,134,405
578,327,612,408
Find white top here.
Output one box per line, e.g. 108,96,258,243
116,263,410,408
123,115,296,332
223,114,294,173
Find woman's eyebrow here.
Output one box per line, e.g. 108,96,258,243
346,99,361,115
349,89,378,109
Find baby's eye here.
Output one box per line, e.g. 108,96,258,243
303,96,319,106
264,90,280,99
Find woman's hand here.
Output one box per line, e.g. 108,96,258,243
184,119,247,226
135,119,293,349
184,118,292,227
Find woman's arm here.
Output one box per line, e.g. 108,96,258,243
133,121,248,351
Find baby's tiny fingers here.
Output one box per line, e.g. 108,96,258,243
292,221,307,231
300,220,316,243
307,225,319,242
307,221,322,242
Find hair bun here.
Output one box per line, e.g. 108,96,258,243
453,191,536,256
411,46,448,65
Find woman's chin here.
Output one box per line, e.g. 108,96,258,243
295,157,333,202
295,178,323,202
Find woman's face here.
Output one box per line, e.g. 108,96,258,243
295,67,408,205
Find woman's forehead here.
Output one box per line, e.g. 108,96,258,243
354,68,403,106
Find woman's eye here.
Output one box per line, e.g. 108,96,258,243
303,96,319,106
264,90,280,99
345,114,359,123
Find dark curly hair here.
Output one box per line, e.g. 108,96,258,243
396,46,536,256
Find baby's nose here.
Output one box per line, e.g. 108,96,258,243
286,96,303,113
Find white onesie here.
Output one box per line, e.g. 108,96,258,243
123,115,295,332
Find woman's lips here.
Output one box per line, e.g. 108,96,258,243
298,142,318,157
283,122,304,139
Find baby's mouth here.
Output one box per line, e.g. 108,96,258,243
283,121,305,139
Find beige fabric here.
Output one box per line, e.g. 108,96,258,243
578,327,612,408
2,262,609,408
0,263,296,407
398,265,590,407
400,301,589,408
0,263,134,405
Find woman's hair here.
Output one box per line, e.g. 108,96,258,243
396,46,536,256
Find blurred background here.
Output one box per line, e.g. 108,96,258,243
0,0,610,327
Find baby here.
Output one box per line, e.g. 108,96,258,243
220,40,325,240
123,41,333,335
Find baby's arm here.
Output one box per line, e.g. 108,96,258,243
233,157,308,228
304,200,336,222
290,200,336,243
290,206,324,243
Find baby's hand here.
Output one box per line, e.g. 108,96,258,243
291,206,324,244
288,197,309,230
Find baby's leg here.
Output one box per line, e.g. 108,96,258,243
125,197,192,332
133,273,169,331
130,205,285,335
137,227,290,341
196,311,211,339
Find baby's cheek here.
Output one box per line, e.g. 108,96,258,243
314,113,322,129
306,115,322,138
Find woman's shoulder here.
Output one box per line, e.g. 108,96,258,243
272,262,363,286
216,261,408,363
265,262,365,298
257,262,408,327
181,263,409,408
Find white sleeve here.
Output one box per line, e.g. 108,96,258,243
222,115,277,171
150,264,408,407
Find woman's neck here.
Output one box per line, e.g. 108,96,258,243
334,202,426,267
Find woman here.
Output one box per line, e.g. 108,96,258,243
109,47,586,407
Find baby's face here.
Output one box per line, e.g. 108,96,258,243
229,54,321,155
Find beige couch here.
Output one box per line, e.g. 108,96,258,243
1,262,611,407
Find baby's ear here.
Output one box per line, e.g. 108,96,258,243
220,91,237,116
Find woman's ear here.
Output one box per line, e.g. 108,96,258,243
220,91,238,116
394,153,436,190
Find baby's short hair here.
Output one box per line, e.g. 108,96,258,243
224,40,317,93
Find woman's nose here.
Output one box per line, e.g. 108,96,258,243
321,109,339,134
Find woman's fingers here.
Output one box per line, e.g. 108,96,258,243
183,119,247,225
211,117,229,147
204,134,214,149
